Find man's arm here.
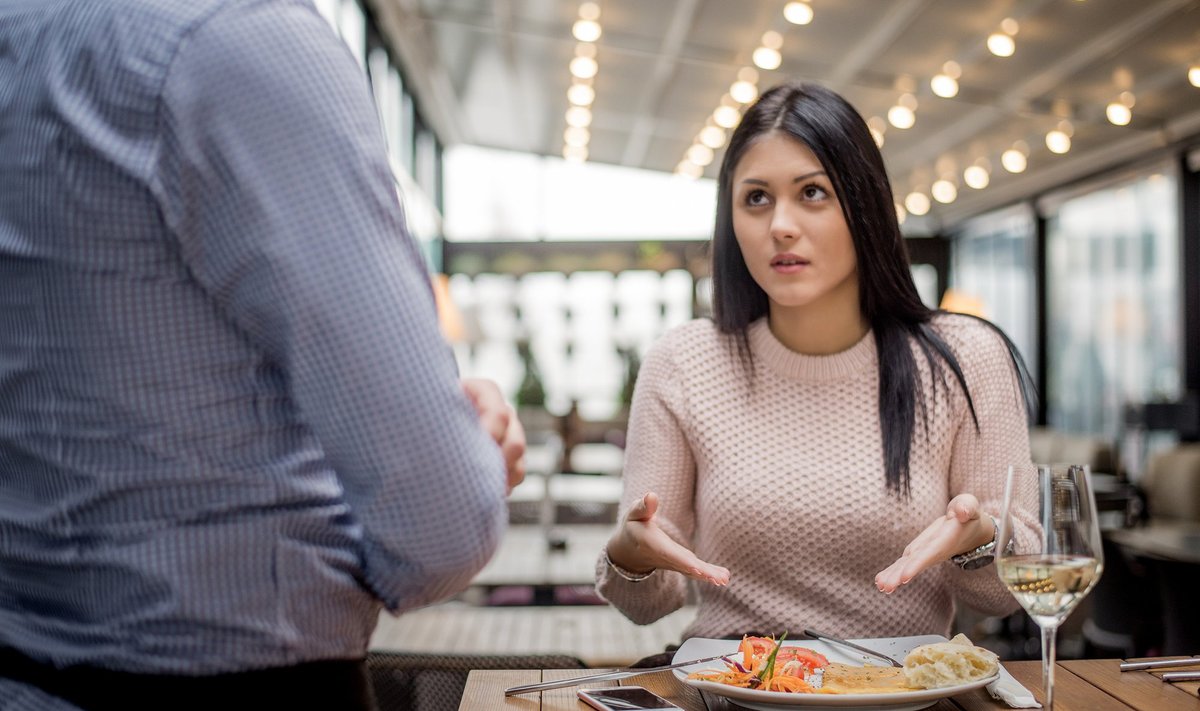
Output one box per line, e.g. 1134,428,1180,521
155,1,507,612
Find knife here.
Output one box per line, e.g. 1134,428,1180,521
503,653,730,696
1119,657,1200,672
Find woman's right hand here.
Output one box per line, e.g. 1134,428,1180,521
604,492,730,586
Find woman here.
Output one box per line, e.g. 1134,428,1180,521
596,82,1039,640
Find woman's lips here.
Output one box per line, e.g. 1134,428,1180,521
771,254,810,274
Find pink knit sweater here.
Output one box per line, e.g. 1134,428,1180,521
596,314,1037,640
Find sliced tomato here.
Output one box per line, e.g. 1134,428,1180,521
743,636,777,657
775,646,830,670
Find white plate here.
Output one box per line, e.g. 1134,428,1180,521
672,635,999,711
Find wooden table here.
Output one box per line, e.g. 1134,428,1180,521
460,658,1200,710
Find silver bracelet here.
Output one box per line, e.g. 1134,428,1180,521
603,548,654,582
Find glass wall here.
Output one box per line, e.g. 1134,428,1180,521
1043,165,1182,444
948,204,1038,368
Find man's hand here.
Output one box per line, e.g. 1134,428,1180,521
604,492,730,586
461,378,525,494
874,494,994,593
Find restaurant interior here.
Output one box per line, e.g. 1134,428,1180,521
309,0,1200,707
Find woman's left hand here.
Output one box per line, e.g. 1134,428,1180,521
874,494,994,593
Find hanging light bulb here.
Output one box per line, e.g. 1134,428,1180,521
563,145,588,162
565,106,592,127
563,126,589,147
1001,148,1027,173
752,46,782,70
1106,102,1132,126
783,1,814,25
567,82,595,106
888,104,915,129
730,80,758,104
713,105,740,129
698,125,727,149
904,191,931,216
687,143,714,167
895,202,907,225
578,2,600,21
987,33,1015,57
569,56,598,79
676,160,703,179
931,179,957,204
1045,129,1071,154
930,74,959,98
963,165,990,189
572,19,601,42
1190,65,1200,87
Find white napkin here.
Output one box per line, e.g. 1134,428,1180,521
987,667,1041,708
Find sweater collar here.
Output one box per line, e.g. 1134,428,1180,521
748,317,876,382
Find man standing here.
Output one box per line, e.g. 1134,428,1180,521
0,0,520,708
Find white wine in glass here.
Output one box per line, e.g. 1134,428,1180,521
997,464,1104,710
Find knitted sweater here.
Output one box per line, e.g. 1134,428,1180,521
596,314,1037,640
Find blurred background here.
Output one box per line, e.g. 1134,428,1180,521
306,0,1200,706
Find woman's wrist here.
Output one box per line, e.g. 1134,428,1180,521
603,547,655,582
604,539,656,580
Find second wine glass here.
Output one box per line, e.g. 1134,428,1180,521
997,463,1104,710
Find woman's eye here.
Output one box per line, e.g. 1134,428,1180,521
801,184,829,200
745,189,769,206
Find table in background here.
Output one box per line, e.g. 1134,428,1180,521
471,524,612,589
370,603,694,668
460,659,1200,710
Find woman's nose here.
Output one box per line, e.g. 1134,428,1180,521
769,205,800,241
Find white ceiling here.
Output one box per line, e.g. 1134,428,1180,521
368,0,1200,230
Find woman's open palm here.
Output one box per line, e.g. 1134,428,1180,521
611,492,730,586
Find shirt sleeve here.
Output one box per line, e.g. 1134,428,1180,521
153,1,507,612
595,334,693,624
945,319,1038,614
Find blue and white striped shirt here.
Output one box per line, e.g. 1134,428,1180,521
0,0,506,701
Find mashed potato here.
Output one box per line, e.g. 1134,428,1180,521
902,634,1000,689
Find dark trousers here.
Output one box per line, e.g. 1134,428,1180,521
0,646,377,711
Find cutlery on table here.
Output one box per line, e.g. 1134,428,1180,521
503,653,729,696
1119,657,1200,672
1163,671,1200,683
802,628,903,667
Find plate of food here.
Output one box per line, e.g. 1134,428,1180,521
672,633,1001,711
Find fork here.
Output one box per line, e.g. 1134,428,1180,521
802,628,904,667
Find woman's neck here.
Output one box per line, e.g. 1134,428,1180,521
767,296,869,356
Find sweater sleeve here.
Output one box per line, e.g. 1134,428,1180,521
594,331,696,624
944,319,1038,614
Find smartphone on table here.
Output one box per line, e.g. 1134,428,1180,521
577,685,685,710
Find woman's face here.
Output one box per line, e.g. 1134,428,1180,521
730,132,858,318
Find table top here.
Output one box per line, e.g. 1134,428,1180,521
461,658,1200,710
472,523,612,588
1108,520,1200,565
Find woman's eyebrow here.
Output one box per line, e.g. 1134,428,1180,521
739,170,827,187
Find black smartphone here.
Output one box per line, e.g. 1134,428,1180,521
576,686,685,710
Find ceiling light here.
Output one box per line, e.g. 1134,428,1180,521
904,192,931,216
869,128,884,148
1045,129,1071,154
578,2,600,21
1001,148,1027,173
930,74,959,98
730,80,758,104
572,19,601,42
895,202,907,225
564,126,589,147
676,161,703,179
713,105,741,128
987,33,1015,57
931,179,957,204
698,125,727,149
1106,102,1132,126
761,30,783,50
1190,65,1200,87
898,93,918,111
569,56,597,79
563,145,588,162
752,46,782,70
942,60,962,79
783,1,814,25
1000,17,1019,35
887,105,915,129
963,165,990,189
567,83,595,106
565,106,592,127
687,143,714,167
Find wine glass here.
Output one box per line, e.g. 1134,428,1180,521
997,463,1105,710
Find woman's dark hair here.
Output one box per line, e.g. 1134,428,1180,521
711,82,1035,496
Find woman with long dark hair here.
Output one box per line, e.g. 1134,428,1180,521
596,82,1040,640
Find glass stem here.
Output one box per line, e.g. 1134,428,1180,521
1041,623,1058,710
